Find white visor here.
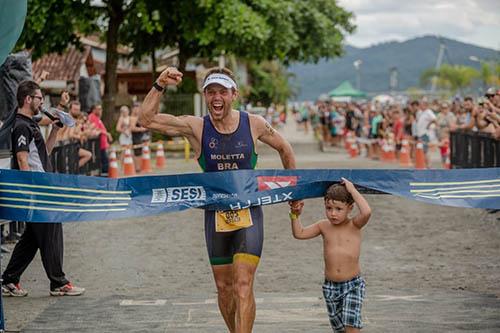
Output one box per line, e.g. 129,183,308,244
202,73,237,90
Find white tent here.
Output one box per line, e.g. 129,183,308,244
372,94,394,104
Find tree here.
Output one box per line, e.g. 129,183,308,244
478,62,500,89
14,0,98,59
16,0,355,127
246,61,297,106
119,0,164,79
124,0,354,109
16,0,145,127
420,64,479,94
166,0,354,69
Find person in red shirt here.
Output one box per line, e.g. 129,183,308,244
88,104,112,176
392,107,404,157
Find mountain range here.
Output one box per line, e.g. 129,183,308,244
288,35,498,101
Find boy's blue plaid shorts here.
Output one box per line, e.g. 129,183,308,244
322,275,366,332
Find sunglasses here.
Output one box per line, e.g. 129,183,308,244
30,95,43,101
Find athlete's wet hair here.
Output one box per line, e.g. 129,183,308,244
324,184,354,205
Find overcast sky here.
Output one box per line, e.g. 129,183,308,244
337,0,500,50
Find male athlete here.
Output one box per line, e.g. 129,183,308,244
139,67,300,332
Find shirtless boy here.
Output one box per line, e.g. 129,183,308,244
290,178,372,332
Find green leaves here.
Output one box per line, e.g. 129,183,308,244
15,0,99,59
192,0,354,64
420,64,480,93
246,60,297,105
16,0,354,67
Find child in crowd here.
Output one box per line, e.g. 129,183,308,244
289,178,372,332
438,128,450,168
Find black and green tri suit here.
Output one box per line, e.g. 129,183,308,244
198,111,263,265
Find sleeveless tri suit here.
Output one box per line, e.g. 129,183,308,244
198,111,263,266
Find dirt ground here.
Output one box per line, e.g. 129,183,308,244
1,132,499,332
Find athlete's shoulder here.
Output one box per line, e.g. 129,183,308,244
247,112,267,128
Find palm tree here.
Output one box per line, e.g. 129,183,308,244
421,64,479,94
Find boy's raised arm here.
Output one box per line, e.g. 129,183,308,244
342,177,372,229
290,202,322,240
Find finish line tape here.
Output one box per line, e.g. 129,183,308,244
0,168,498,222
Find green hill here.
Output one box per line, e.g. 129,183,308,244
288,35,498,101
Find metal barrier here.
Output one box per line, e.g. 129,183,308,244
450,130,500,168
50,140,79,174
81,137,102,176
50,137,101,175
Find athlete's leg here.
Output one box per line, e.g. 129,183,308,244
212,264,236,332
233,254,259,333
232,206,263,332
205,210,236,332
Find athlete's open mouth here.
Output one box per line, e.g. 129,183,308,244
212,101,224,113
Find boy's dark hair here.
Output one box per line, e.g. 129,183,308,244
16,80,40,108
324,184,354,205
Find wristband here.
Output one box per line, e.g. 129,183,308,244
289,212,299,220
152,81,165,92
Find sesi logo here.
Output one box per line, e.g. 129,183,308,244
166,186,206,202
152,186,207,203
257,176,298,191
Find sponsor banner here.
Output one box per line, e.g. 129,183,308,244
257,176,298,191
0,168,498,223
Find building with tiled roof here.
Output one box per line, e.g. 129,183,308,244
32,46,96,81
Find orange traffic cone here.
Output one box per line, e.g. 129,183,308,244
155,141,166,169
380,142,389,162
443,155,451,169
123,148,136,176
349,143,358,158
344,131,352,151
415,141,427,169
399,139,412,167
387,141,396,162
108,147,119,178
141,145,153,173
442,140,451,169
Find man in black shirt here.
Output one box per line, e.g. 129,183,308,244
2,80,85,297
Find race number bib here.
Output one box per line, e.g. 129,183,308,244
215,208,253,232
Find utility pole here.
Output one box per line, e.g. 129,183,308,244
431,39,446,93
353,59,362,90
389,66,398,94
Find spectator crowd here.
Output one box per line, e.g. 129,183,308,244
47,92,151,176
290,88,500,168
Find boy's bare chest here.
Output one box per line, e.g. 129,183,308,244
323,223,361,248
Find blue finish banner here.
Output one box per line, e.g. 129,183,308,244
0,168,498,223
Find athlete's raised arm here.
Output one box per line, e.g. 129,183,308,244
139,67,200,138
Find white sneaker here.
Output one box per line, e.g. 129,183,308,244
2,283,28,297
50,282,85,296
